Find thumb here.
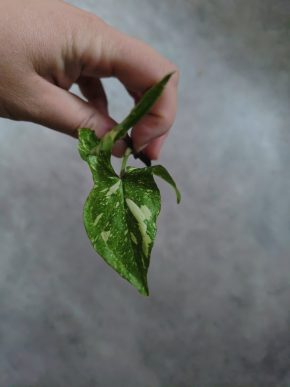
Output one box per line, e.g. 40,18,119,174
30,76,116,138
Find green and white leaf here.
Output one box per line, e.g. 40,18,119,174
78,73,180,296
80,134,160,295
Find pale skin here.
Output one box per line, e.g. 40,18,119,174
0,0,179,159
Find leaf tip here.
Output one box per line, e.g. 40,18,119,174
139,285,149,297
161,72,175,87
133,275,149,296
175,186,181,204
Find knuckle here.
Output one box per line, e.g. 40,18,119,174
79,110,99,131
162,114,174,132
159,104,176,130
152,113,171,135
79,110,108,137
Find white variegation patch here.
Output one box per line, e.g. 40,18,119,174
93,213,103,226
130,232,138,244
101,231,110,242
140,205,151,220
106,180,121,198
125,198,151,255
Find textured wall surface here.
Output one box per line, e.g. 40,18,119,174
1,1,290,386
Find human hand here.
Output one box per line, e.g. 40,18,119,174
0,0,178,159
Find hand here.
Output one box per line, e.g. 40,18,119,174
0,0,179,159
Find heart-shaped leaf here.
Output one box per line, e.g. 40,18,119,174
78,73,180,295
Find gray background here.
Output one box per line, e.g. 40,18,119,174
1,0,290,386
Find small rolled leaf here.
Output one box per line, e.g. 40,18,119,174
149,165,181,204
116,72,175,141
99,72,174,152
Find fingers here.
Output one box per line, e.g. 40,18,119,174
80,24,179,157
23,74,126,157
27,75,117,141
143,133,169,160
77,76,109,116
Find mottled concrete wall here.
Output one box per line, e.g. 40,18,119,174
1,1,290,385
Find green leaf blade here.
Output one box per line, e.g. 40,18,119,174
82,154,161,296
78,128,100,161
83,179,149,296
149,165,181,203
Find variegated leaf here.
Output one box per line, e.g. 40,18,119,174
78,73,180,295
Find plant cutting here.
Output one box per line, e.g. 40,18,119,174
78,73,180,296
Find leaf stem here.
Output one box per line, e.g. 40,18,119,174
120,147,132,177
